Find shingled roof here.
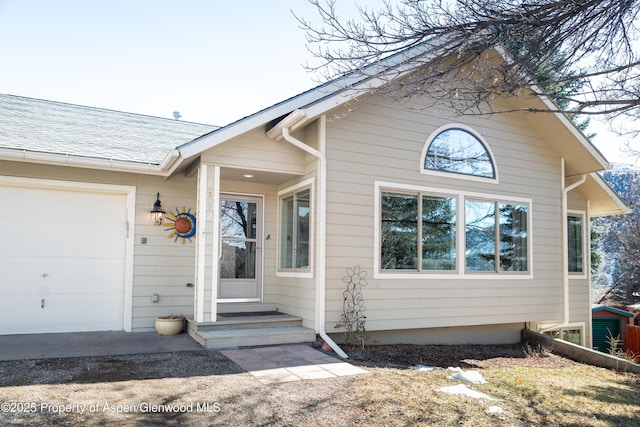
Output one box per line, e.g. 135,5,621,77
0,94,217,165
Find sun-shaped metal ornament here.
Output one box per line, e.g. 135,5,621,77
164,207,196,244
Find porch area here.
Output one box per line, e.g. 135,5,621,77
186,312,316,349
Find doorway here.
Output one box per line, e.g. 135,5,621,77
218,195,263,302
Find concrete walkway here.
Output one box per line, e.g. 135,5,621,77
0,331,203,361
0,332,369,384
222,344,369,384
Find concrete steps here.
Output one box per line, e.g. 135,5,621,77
186,313,316,349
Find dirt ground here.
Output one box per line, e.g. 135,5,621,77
0,344,580,426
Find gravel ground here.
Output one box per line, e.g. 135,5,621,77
0,344,579,426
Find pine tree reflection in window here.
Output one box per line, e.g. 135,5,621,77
425,128,495,178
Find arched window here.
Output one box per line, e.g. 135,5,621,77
423,126,496,179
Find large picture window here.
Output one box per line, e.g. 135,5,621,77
379,185,530,275
279,187,311,270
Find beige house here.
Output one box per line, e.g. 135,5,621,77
0,51,628,355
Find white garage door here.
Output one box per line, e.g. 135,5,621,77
0,181,129,334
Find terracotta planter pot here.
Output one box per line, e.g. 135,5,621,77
155,317,184,335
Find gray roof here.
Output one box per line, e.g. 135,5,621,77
0,94,218,165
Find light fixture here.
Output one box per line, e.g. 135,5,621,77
243,174,254,179
150,193,166,225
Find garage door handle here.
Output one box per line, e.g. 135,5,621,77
41,299,45,309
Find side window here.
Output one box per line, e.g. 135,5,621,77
568,214,584,273
279,187,311,270
423,126,496,179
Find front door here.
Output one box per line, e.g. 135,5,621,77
218,195,262,302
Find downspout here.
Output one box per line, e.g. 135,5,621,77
542,158,587,332
280,123,349,359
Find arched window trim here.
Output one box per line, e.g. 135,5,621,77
420,124,499,183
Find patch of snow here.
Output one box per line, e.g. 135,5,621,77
485,405,504,415
408,365,443,371
447,367,487,384
438,384,495,400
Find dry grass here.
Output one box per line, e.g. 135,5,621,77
354,365,640,426
1,345,639,426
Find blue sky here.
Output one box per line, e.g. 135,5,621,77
0,0,326,125
0,0,632,163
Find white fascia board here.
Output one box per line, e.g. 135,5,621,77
159,149,180,170
0,147,166,176
590,172,632,215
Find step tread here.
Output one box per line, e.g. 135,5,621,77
188,315,303,332
192,326,316,349
197,325,314,338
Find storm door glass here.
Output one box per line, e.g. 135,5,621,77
220,199,257,279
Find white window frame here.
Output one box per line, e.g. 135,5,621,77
277,178,314,278
420,123,500,184
567,209,587,279
374,181,533,279
541,322,586,346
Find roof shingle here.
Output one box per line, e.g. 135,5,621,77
0,94,217,165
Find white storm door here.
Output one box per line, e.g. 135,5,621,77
218,195,262,302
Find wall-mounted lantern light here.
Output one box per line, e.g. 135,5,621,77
150,193,166,225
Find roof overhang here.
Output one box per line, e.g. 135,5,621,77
517,95,610,177
574,173,631,216
491,45,610,177
0,147,167,175
172,45,433,166
592,305,635,317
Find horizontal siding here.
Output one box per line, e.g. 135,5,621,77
323,94,568,333
201,128,306,175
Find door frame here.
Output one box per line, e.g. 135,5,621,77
218,193,264,303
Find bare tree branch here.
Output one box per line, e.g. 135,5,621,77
296,0,640,130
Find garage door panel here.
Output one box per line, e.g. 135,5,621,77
0,224,126,258
0,257,125,294
0,293,124,334
1,219,126,259
0,182,129,334
1,187,127,221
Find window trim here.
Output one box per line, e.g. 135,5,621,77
420,123,499,184
567,210,587,279
541,322,585,346
374,181,532,279
276,178,314,278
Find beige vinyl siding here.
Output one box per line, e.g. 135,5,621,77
201,128,306,175
132,177,198,330
321,95,566,334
